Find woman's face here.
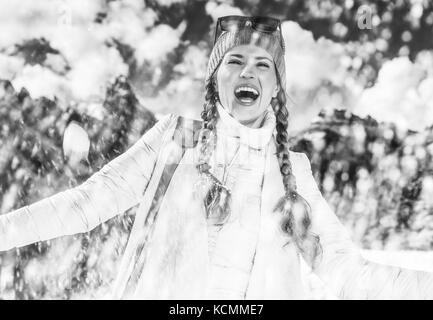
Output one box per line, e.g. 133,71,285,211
215,44,279,126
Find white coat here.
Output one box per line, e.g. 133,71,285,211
1,103,433,299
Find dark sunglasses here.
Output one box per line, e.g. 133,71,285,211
213,15,285,51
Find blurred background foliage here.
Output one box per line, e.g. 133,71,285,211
0,0,433,299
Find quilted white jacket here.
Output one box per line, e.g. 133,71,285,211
1,106,433,299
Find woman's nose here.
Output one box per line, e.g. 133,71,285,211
239,64,255,79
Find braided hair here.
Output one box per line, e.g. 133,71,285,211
270,74,322,267
196,74,322,267
194,77,231,225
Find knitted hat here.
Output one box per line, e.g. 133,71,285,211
205,25,286,94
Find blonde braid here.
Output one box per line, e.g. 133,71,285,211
271,87,322,268
197,80,218,172
195,78,231,224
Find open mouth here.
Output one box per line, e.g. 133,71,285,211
234,85,260,105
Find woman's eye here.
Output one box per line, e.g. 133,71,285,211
228,60,242,65
258,63,270,68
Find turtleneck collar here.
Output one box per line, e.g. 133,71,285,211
215,101,276,150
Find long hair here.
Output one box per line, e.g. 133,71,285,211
196,73,322,267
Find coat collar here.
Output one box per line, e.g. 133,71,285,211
215,101,276,150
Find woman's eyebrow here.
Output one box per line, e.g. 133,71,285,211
228,54,272,62
228,54,243,59
256,56,272,62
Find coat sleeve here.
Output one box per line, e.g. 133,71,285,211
294,152,433,299
0,113,177,252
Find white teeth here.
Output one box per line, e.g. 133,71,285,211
235,86,259,96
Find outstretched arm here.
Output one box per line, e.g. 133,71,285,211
294,152,433,299
0,114,177,252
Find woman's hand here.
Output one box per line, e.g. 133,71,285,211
294,152,433,299
0,114,177,252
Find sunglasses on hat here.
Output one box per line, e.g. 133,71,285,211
213,15,285,51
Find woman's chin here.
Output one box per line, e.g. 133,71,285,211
230,110,263,126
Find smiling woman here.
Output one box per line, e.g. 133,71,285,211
1,15,433,300
215,45,279,127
